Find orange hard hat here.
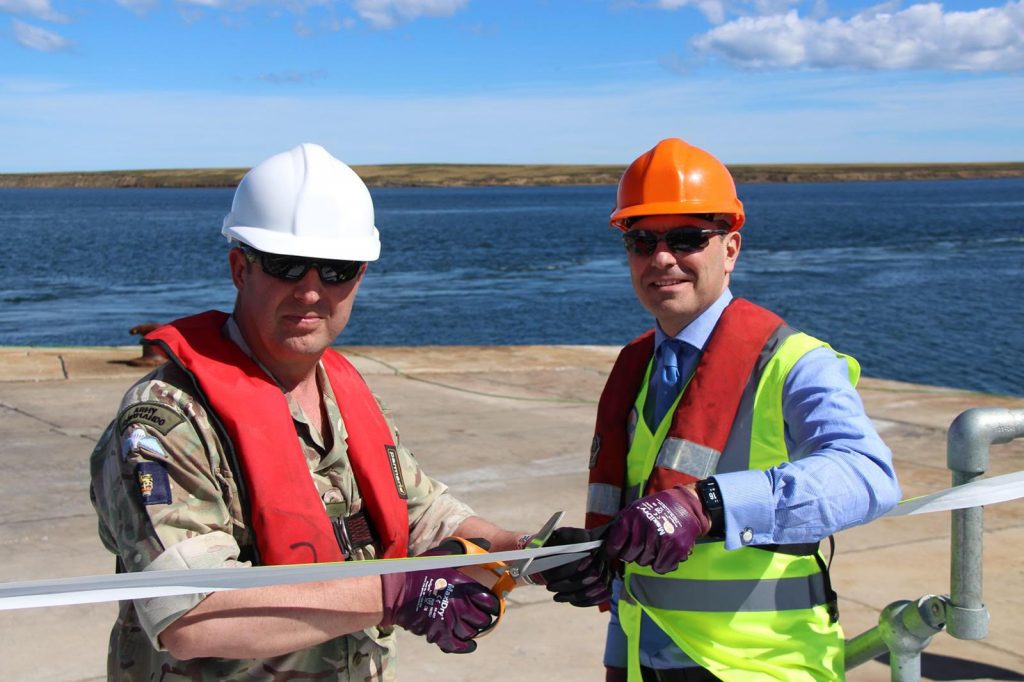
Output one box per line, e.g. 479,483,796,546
610,138,745,232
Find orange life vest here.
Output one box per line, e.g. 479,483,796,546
146,310,409,565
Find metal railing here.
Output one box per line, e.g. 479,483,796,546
844,407,1024,680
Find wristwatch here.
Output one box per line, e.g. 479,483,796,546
696,477,726,539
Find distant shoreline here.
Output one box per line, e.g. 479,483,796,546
1,162,1023,188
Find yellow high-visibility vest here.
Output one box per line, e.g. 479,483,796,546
619,330,858,681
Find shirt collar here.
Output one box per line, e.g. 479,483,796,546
224,314,325,391
654,288,733,352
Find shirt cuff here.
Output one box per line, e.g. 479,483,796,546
133,531,245,650
714,469,775,550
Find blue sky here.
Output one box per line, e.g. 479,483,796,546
1,0,1022,171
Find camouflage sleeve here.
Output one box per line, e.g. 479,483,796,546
89,368,248,649
374,395,475,556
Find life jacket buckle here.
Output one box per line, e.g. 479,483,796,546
332,508,377,560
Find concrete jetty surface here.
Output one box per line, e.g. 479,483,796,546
1,345,1022,682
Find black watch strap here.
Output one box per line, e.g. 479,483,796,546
696,477,725,539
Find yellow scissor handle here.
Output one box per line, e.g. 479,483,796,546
447,537,517,637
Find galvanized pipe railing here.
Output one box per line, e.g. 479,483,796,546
945,407,1024,641
844,596,947,671
844,407,1024,681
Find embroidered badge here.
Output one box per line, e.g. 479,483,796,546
121,426,169,462
589,434,601,470
118,401,186,436
385,445,408,499
135,461,172,506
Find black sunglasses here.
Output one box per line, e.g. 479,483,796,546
243,247,364,284
622,228,729,257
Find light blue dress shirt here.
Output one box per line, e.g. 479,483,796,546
603,288,902,669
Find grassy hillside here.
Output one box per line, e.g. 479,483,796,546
1,162,1022,188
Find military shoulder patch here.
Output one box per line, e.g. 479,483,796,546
117,401,186,436
135,461,172,506
385,445,408,499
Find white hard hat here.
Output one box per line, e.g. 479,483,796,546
222,143,380,261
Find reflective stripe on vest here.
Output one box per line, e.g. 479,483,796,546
630,571,829,612
587,483,622,517
654,437,720,480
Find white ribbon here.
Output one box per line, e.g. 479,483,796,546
883,471,1024,517
0,541,599,611
3,472,1023,611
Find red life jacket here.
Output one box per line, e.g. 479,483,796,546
146,310,409,565
586,298,784,529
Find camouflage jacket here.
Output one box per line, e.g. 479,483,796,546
89,324,474,681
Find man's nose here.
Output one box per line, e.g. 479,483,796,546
651,239,678,267
291,267,324,302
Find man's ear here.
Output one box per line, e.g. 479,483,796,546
228,247,249,290
723,231,742,274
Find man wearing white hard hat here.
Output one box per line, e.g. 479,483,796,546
88,144,588,680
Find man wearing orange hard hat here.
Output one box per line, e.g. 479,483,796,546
585,138,902,681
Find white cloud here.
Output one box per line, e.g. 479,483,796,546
352,0,469,29
0,0,68,22
751,0,802,14
654,0,727,25
692,1,1024,71
107,0,465,30
11,17,72,51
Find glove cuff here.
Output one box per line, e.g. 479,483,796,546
673,485,713,537
378,573,403,628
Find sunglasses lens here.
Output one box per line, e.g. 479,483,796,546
318,260,362,283
623,231,658,256
664,230,709,253
259,254,309,281
622,228,726,256
249,248,363,284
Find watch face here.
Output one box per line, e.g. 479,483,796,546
698,479,719,503
698,479,726,539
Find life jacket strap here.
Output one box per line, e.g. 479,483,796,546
330,509,378,560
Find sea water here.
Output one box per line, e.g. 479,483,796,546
1,179,1021,396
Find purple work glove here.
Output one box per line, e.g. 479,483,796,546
532,526,612,607
380,538,501,654
603,486,711,574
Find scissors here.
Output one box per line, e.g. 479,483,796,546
452,510,579,635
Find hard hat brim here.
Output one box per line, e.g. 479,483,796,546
224,225,381,262
610,200,745,231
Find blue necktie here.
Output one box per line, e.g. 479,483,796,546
653,339,682,426
651,339,699,426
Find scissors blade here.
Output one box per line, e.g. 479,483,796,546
520,550,590,577
507,510,565,580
